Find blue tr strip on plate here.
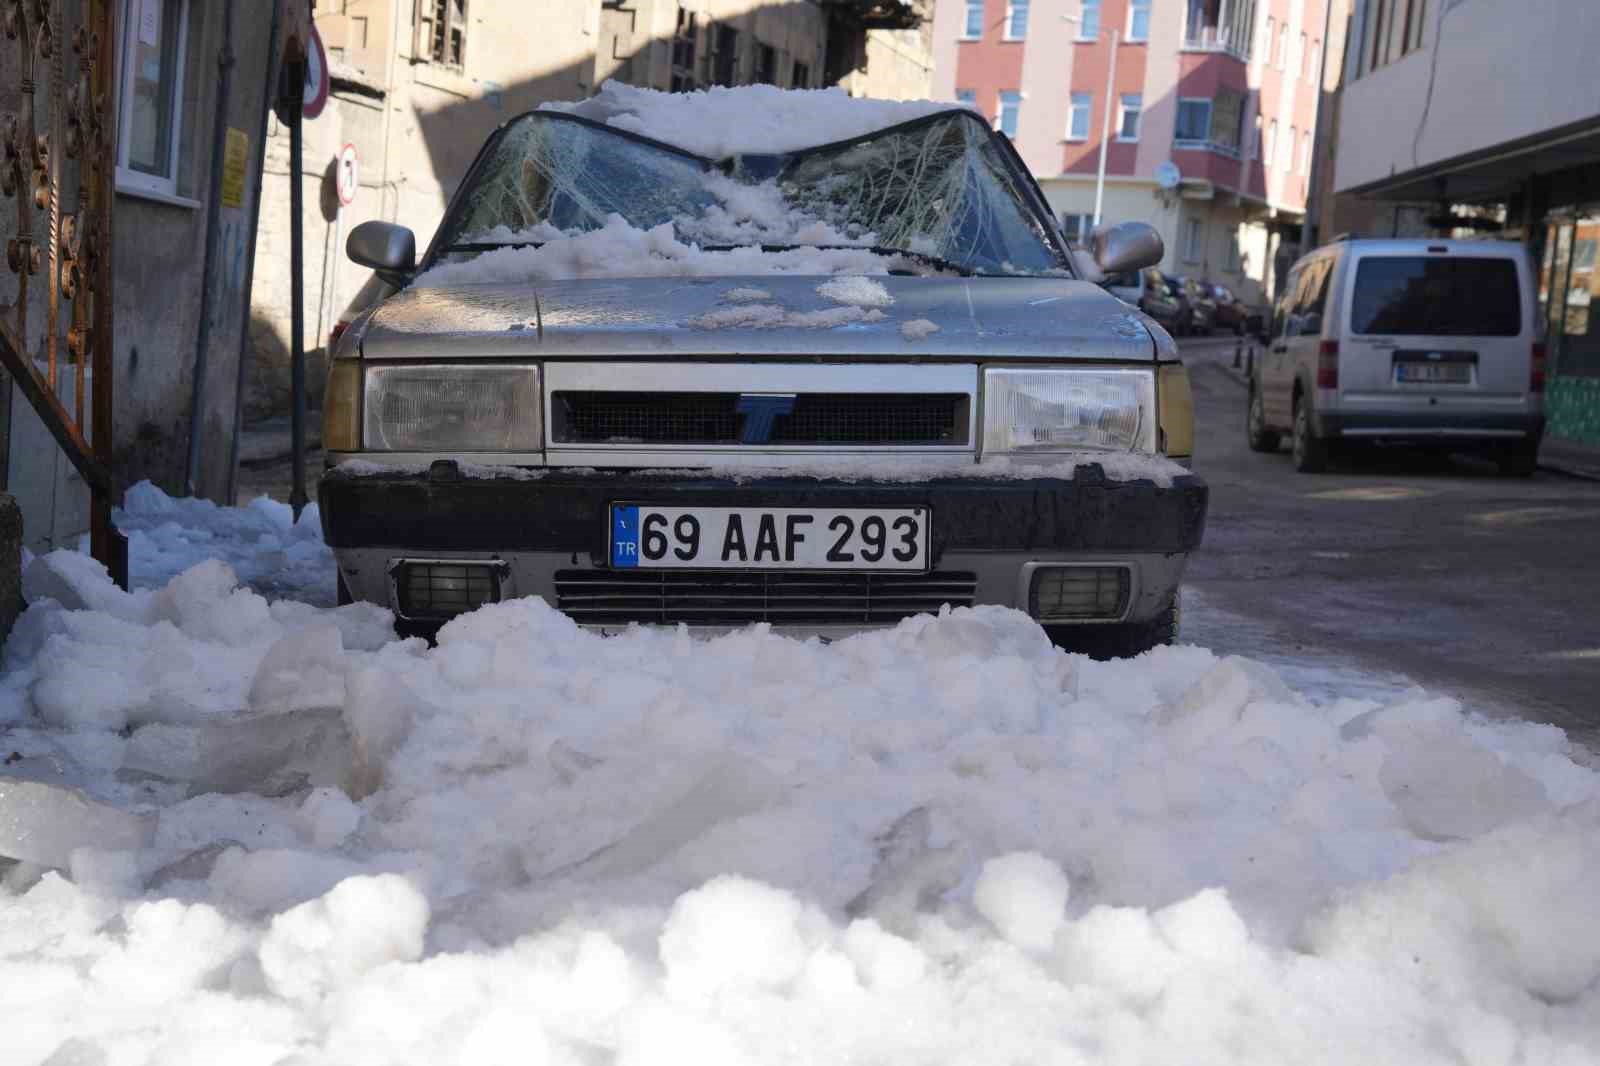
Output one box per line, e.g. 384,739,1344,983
611,505,640,568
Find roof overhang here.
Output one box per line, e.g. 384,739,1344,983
1339,114,1600,204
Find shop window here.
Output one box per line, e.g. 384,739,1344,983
1545,216,1600,377
118,0,192,200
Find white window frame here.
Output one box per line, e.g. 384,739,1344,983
1297,32,1307,77
116,0,193,203
1004,0,1029,40
1278,25,1289,70
1117,93,1142,142
1266,119,1277,167
1126,0,1151,42
1174,97,1213,145
1182,218,1204,264
1309,40,1321,83
1283,124,1296,171
961,0,984,40
997,91,1022,138
1300,130,1312,175
1067,92,1091,141
1261,16,1274,66
1078,0,1101,40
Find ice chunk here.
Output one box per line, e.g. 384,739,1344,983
249,623,347,711
299,787,362,849
0,773,155,868
1378,723,1551,840
972,851,1070,951
816,275,892,308
342,667,420,799
22,550,142,617
123,705,356,798
846,806,965,928
900,317,941,340
258,873,429,1003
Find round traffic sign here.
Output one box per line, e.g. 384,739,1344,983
303,24,330,119
336,143,359,206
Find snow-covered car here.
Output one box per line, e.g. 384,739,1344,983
318,85,1206,655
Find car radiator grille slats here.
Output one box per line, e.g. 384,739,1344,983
552,392,967,446
553,570,978,625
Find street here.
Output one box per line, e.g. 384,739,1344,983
1179,337,1600,749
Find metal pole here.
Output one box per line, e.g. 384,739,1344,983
92,0,124,586
288,67,308,519
185,0,236,497
1092,28,1119,227
225,0,285,505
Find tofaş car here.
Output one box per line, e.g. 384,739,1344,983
317,84,1206,658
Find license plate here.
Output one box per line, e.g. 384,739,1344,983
1395,362,1472,384
609,505,929,570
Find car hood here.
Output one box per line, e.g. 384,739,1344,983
357,275,1157,361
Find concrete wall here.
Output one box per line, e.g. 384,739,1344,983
1335,0,1600,194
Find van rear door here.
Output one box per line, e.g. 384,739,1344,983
1340,250,1528,406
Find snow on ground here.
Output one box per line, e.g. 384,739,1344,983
541,81,963,158
3,488,1600,1064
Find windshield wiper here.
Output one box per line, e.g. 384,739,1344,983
697,243,975,277
439,240,545,254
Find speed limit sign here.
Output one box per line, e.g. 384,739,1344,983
336,143,359,207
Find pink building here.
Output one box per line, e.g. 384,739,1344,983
931,0,1332,304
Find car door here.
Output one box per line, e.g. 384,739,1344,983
1285,257,1332,412
1263,264,1303,427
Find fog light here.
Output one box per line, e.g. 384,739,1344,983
391,560,507,621
1028,566,1130,621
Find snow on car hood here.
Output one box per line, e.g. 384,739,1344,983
358,274,1156,361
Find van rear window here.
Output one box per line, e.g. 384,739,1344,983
1350,257,1521,336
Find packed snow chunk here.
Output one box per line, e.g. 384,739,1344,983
973,852,1071,951
688,302,886,331
258,873,429,1003
720,286,771,303
299,787,362,849
249,622,347,711
543,80,958,158
22,549,142,616
0,773,154,868
342,666,421,799
659,876,819,1001
123,705,357,798
816,275,892,309
900,317,941,340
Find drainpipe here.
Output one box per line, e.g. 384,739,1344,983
225,0,285,505
1302,0,1338,250
183,0,236,496
287,68,308,521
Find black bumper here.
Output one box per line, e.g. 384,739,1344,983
319,463,1208,560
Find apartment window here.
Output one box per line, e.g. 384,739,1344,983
754,43,778,85
1079,0,1101,39
1262,16,1274,63
1183,218,1204,263
1212,90,1243,152
791,60,811,88
414,0,467,68
1298,32,1307,77
1225,232,1242,271
963,0,984,38
1175,99,1212,143
1410,0,1428,52
1310,40,1321,82
1005,0,1030,39
998,91,1022,138
1128,0,1151,41
1118,94,1142,141
1370,0,1389,70
1251,114,1262,159
1284,124,1296,171
1067,92,1091,140
118,0,191,199
670,9,698,92
1266,119,1277,166
1300,130,1312,174
1061,212,1096,245
1278,24,1288,69
712,24,739,86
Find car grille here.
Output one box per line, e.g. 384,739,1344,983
553,569,978,625
551,392,968,446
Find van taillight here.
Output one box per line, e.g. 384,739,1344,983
1531,341,1546,393
1317,340,1340,389
330,320,349,348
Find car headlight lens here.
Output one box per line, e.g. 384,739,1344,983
982,368,1156,454
363,364,541,451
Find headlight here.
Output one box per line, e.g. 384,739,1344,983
363,365,541,451
982,368,1156,454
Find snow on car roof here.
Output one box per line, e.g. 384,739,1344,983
539,80,971,158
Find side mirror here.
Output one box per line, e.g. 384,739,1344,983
1092,221,1164,275
347,220,416,285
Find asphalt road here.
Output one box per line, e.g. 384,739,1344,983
1177,337,1600,750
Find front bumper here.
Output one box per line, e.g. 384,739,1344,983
319,463,1208,630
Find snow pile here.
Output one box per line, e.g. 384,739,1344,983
688,275,894,331
900,317,941,340
2,545,1599,1060
418,214,895,290
541,80,963,158
816,275,892,309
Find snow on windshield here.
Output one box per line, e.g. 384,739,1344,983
540,80,968,158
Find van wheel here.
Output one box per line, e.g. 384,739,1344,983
1498,439,1539,477
1247,386,1280,452
1292,397,1330,473
1046,592,1179,661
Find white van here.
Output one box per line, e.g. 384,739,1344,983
1247,238,1545,474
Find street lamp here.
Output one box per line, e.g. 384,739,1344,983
1061,11,1120,228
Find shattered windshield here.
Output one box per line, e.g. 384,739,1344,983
431,111,1070,277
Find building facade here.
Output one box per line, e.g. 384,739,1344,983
1331,0,1600,445
933,0,1332,307
247,0,931,427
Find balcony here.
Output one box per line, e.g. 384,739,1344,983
1181,0,1255,61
